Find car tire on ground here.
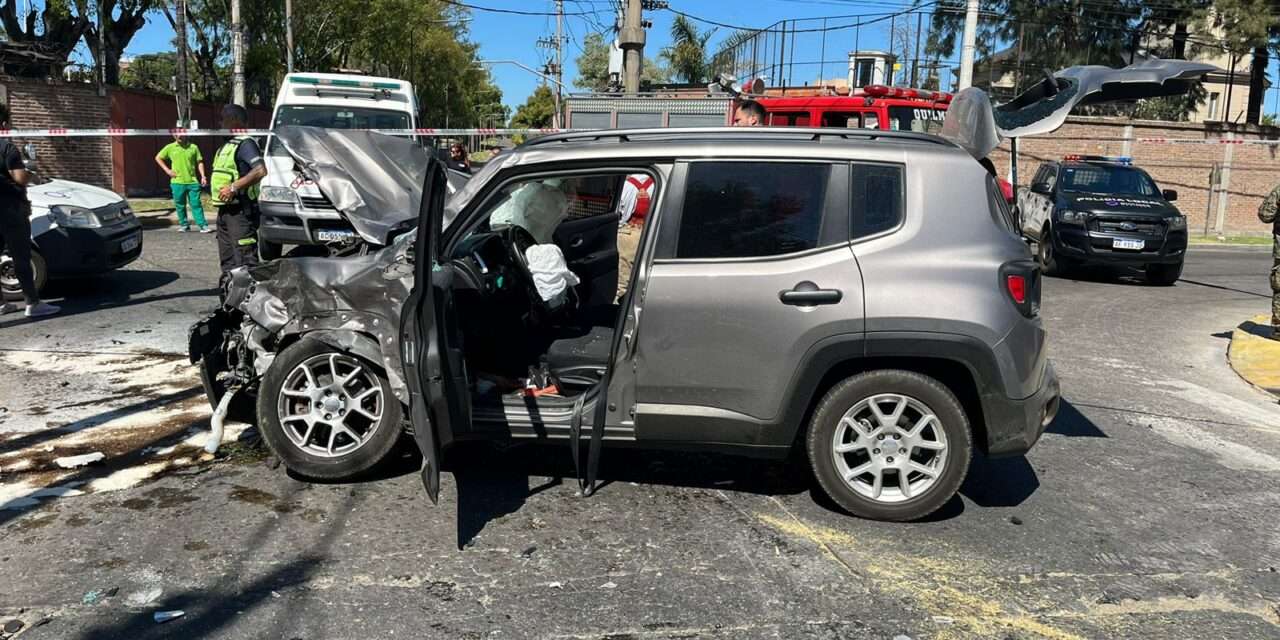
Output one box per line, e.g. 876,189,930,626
807,370,972,522
1,248,48,302
1145,261,1183,286
1037,227,1075,277
258,338,403,480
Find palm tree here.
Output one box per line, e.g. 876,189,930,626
665,15,716,83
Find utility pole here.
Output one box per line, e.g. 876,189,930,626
911,11,922,87
555,0,563,128
620,0,646,93
958,0,979,90
285,0,294,74
174,0,190,124
231,0,245,106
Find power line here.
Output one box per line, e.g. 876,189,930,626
439,0,597,17
666,1,942,33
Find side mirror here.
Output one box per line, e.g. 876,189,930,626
1031,181,1051,195
1162,189,1178,202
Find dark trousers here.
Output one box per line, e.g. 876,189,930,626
216,203,260,287
0,201,38,304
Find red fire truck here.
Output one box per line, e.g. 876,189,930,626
749,85,953,133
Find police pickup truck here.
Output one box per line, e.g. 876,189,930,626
1016,155,1187,285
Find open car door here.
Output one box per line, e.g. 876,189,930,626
401,154,471,504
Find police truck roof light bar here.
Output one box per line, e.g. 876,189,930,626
1063,154,1132,165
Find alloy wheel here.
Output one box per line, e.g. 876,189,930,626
277,353,385,458
831,393,949,503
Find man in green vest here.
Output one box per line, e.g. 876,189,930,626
1259,181,1280,340
210,104,267,283
154,129,209,233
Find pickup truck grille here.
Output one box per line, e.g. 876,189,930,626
298,195,335,211
1090,218,1164,236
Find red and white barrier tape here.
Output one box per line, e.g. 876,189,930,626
0,127,586,138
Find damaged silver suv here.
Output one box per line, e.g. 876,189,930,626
190,124,1059,521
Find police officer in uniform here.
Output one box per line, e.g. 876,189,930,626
1259,182,1280,340
210,104,267,285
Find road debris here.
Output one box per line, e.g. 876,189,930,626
54,452,106,469
81,589,103,605
2,620,23,634
126,586,163,607
153,610,185,623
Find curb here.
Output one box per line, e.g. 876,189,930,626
1226,315,1280,398
1187,243,1273,252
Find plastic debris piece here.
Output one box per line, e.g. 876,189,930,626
932,616,955,625
3,619,24,633
104,587,119,597
153,610,185,623
548,582,563,589
599,581,617,590
81,589,103,605
126,586,163,607
54,452,105,469
1009,516,1024,525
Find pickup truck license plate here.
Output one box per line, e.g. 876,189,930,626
1113,238,1144,250
316,230,356,242
120,233,141,253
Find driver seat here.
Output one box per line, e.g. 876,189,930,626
545,305,617,388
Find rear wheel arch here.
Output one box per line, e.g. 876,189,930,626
782,336,992,455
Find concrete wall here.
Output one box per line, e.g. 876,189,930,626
989,116,1280,237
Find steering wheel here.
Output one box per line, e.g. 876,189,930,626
501,224,558,321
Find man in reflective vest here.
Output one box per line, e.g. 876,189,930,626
210,104,267,284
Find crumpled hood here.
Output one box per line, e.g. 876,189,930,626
1064,193,1177,216
274,126,427,245
940,59,1220,159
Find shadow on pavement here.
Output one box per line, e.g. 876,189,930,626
65,476,358,640
1178,278,1272,298
0,270,217,327
1237,318,1277,339
1046,400,1108,438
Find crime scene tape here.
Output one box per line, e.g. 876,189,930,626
0,127,1277,145
0,127,588,138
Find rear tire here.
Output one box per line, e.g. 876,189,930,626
807,370,972,522
1037,227,1075,277
1145,261,1183,286
258,339,403,480
1,249,48,302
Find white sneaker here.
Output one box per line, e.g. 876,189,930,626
25,301,60,317
0,302,17,315
199,226,214,234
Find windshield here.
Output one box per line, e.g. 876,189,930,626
1060,165,1159,196
273,105,411,130
888,106,947,134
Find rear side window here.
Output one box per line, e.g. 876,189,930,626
767,112,811,127
677,162,830,259
851,164,904,240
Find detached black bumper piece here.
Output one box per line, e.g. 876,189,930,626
1055,225,1186,265
37,221,143,276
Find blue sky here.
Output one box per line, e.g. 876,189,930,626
82,0,1280,120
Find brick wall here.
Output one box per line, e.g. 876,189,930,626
2,77,113,189
989,117,1280,237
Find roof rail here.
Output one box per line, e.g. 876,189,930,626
521,127,956,149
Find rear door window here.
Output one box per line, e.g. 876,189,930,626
767,112,811,127
850,164,904,240
821,112,862,128
676,162,831,259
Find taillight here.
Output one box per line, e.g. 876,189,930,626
1006,274,1027,304
1000,261,1040,318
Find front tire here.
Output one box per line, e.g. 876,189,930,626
258,339,403,480
1037,227,1075,277
807,370,972,521
1,249,48,302
1145,261,1183,286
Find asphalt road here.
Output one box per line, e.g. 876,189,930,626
1,226,1279,640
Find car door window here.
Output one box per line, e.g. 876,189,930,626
675,162,831,259
850,163,904,240
1042,166,1058,192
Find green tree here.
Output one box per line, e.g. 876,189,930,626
161,0,230,103
574,31,669,91
664,15,716,83
76,0,163,86
509,85,556,128
120,51,177,93
0,0,91,77
1208,0,1279,124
